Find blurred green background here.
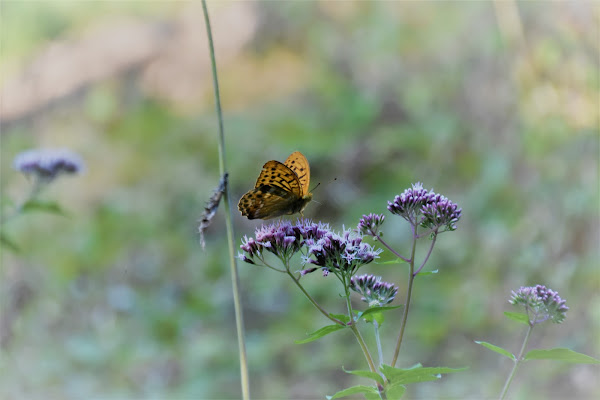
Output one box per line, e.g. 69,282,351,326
1,1,598,399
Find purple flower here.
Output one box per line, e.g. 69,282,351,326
239,219,333,266
387,183,461,233
421,194,462,232
350,274,398,306
304,228,382,276
387,182,432,223
13,148,84,180
357,213,385,237
510,285,568,324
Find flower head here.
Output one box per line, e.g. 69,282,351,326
510,285,568,325
387,182,432,222
239,219,331,266
350,274,398,307
304,228,382,276
13,148,84,180
357,213,385,237
421,193,462,232
388,183,461,233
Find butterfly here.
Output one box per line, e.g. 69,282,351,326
238,151,313,220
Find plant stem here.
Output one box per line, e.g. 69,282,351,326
390,233,418,367
499,324,535,400
1,177,46,225
376,235,410,263
414,234,436,275
286,270,344,325
373,320,384,368
201,2,249,399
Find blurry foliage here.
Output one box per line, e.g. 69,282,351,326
1,1,598,399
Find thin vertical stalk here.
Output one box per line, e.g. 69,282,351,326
201,2,249,399
390,233,418,367
499,324,534,400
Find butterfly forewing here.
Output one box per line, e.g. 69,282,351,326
254,160,302,197
284,151,310,196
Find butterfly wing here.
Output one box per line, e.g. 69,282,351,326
254,160,303,197
238,185,299,220
284,152,310,196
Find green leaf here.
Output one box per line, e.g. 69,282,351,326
504,311,530,325
385,382,406,399
417,269,438,276
342,367,384,385
0,233,20,252
22,200,67,216
380,364,467,385
475,341,515,360
295,324,345,344
524,348,600,364
364,393,381,400
326,385,378,399
329,313,351,324
357,305,403,323
376,258,407,265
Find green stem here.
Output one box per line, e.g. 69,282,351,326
373,320,383,368
499,324,535,400
343,275,383,397
201,2,249,399
1,177,46,225
286,270,344,325
390,233,418,367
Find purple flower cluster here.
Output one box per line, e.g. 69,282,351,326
350,274,398,306
13,148,84,180
238,219,382,278
387,182,461,233
238,219,331,265
357,213,385,237
304,228,382,276
510,285,569,324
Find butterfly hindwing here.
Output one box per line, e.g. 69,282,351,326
238,185,298,220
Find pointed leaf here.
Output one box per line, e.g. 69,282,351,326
295,324,345,344
504,311,530,325
475,341,516,360
22,200,67,216
418,269,438,276
357,305,403,322
329,313,351,324
524,348,600,364
380,364,467,385
377,258,407,265
385,382,406,399
326,385,378,399
342,367,384,385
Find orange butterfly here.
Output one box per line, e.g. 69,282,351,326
238,152,313,220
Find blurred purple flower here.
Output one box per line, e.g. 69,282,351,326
510,285,568,324
13,148,84,180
